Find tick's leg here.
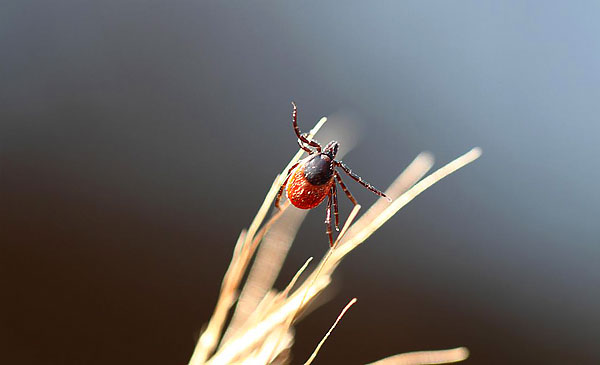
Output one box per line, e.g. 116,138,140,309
324,192,334,247
275,162,299,209
334,170,358,205
297,138,314,154
332,184,340,231
335,161,390,201
292,102,322,153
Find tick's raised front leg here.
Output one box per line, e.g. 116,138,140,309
292,102,321,153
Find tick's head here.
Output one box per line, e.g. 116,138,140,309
323,141,339,159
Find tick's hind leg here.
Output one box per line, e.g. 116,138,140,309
324,192,334,247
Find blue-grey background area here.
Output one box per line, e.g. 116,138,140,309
2,1,599,364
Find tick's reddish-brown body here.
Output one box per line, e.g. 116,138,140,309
286,157,335,209
275,102,390,246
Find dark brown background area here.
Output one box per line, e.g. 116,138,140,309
2,1,599,364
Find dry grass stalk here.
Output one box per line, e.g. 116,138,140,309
366,347,470,365
265,203,363,363
189,115,481,365
304,297,358,365
222,208,307,343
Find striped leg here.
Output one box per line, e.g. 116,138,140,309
297,138,313,154
291,102,321,153
336,161,389,200
334,170,358,205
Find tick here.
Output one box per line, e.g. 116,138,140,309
275,102,391,247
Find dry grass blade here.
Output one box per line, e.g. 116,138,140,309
367,347,470,365
238,255,313,341
347,151,434,238
287,204,362,332
191,203,288,365
223,208,307,341
304,298,358,365
206,275,331,365
267,204,362,363
335,147,482,259
189,229,246,364
247,329,294,365
261,256,314,364
333,204,362,248
281,257,314,299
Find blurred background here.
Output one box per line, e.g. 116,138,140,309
2,1,599,364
